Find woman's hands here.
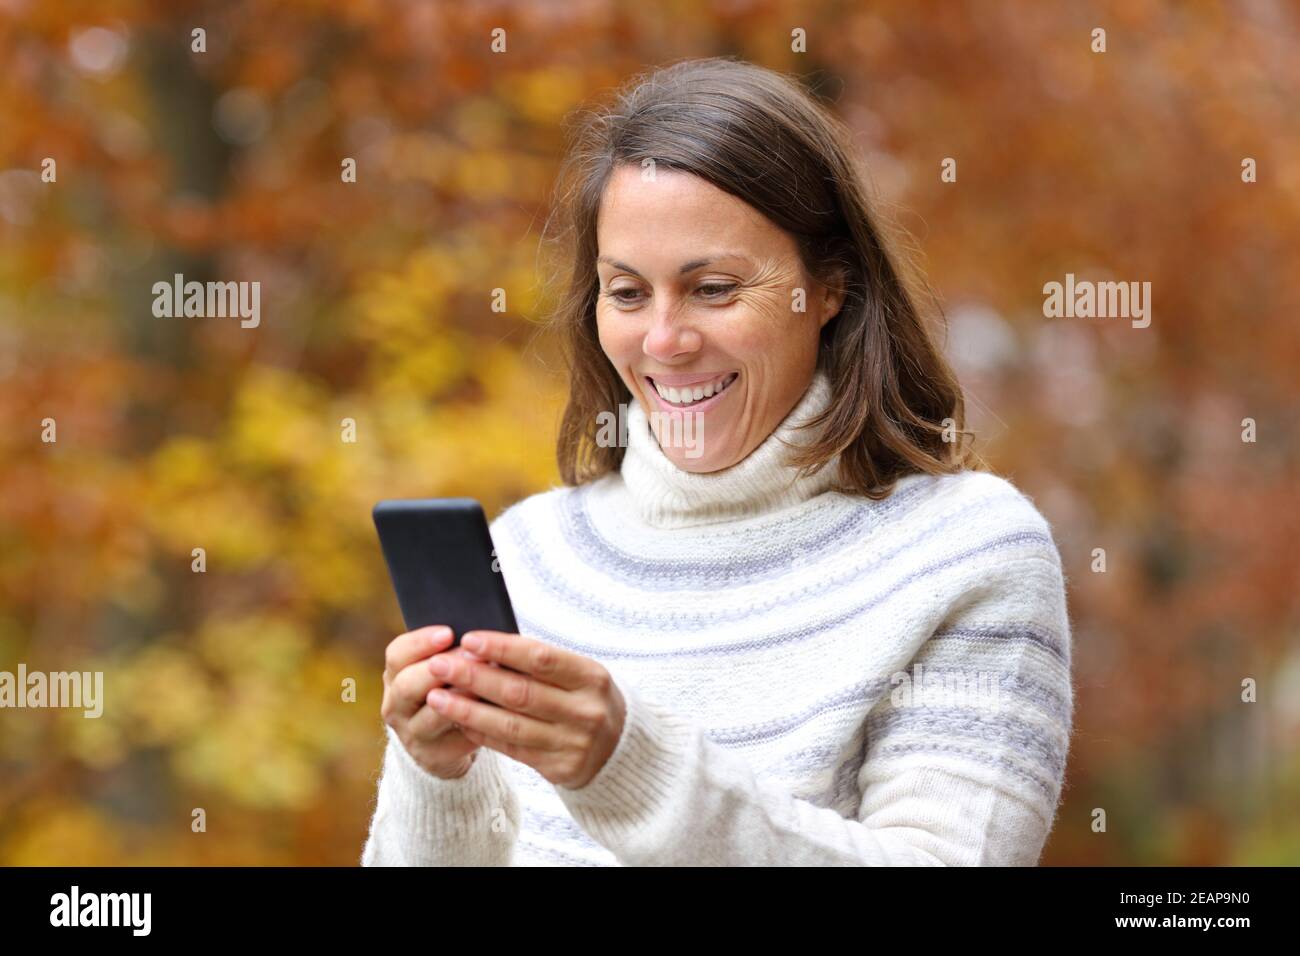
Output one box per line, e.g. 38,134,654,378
381,625,491,779
424,630,626,790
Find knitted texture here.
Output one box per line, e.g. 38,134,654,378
362,369,1074,866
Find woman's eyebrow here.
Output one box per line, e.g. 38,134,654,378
596,254,753,276
677,255,753,274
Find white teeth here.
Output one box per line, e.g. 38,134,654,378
652,373,736,406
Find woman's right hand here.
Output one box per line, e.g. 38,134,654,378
382,625,487,779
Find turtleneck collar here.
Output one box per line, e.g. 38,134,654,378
618,367,841,529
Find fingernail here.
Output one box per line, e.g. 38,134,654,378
429,689,448,708
462,633,483,652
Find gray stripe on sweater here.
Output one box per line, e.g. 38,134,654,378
516,726,1061,832
696,668,1068,748
522,803,602,847
512,525,1059,635
513,609,1071,735
927,623,1070,664
508,661,1067,781
867,741,1062,806
516,836,608,867
865,705,1069,779
555,475,939,588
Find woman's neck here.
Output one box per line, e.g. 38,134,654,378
617,368,840,529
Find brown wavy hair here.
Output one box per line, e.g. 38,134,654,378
537,56,984,499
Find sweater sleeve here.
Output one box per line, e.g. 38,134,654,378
361,724,522,866
553,522,1073,867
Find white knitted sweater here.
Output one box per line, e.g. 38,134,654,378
362,368,1074,866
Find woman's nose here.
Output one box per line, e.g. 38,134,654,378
642,300,701,360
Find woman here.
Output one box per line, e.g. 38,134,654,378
363,57,1073,866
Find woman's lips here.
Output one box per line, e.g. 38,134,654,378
644,373,738,413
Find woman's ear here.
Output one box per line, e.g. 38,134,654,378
816,269,847,329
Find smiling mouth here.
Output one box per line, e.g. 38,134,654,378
645,372,739,408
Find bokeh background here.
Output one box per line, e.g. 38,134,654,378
1,0,1297,865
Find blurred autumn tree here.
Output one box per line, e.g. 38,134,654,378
0,0,1297,864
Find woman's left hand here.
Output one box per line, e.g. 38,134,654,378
425,630,626,790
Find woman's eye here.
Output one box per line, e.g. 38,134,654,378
697,283,737,298
601,283,735,305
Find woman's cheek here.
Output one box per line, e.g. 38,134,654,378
595,308,626,356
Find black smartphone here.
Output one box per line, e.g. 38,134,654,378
372,498,519,648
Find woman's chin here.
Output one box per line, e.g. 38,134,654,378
660,445,733,474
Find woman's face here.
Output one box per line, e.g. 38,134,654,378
595,165,844,473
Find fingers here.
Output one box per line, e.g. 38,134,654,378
384,625,454,685
428,649,569,721
406,697,476,746
400,713,483,776
458,725,550,768
429,689,560,752
388,646,483,718
459,631,593,691
381,628,493,777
